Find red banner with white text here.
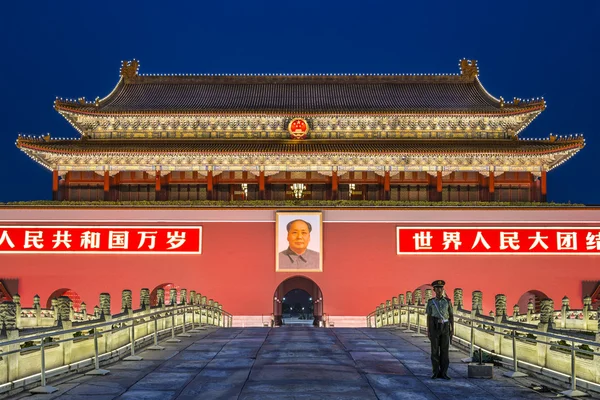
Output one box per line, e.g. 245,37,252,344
397,227,600,255
0,226,202,254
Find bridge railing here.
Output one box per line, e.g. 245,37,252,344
0,290,232,395
367,291,600,396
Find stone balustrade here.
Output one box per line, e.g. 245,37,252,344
0,286,232,387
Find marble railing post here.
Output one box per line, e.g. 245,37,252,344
386,300,392,326
495,294,506,323
208,299,215,325
424,289,432,303
81,302,87,320
399,294,405,306
169,288,177,306
513,304,519,318
55,296,73,364
99,293,111,319
94,305,100,318
69,299,75,321
180,289,187,305
121,289,132,312
392,297,399,324
583,295,592,331
453,288,463,310
0,302,19,381
561,296,569,328
56,296,71,323
538,298,554,367
527,300,534,323
218,304,224,327
201,296,208,324
12,294,21,329
472,290,482,315
33,294,41,326
190,290,196,305
157,288,165,308
413,289,422,306
406,291,413,306
140,288,150,310
51,298,58,321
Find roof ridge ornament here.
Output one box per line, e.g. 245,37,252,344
120,60,140,82
459,59,478,79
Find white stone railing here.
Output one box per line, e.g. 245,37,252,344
0,289,232,396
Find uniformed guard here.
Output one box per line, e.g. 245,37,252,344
426,279,454,379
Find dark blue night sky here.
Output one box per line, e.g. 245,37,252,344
1,1,598,203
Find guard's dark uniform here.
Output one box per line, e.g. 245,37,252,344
426,280,454,379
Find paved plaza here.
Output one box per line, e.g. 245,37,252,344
11,326,585,399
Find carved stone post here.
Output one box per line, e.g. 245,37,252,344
392,297,399,324
33,294,41,326
527,299,534,323
201,296,208,324
56,296,71,323
413,289,422,306
583,295,592,331
398,294,405,306
51,298,58,321
12,294,21,329
383,301,389,326
406,291,413,305
99,293,111,319
189,290,196,305
472,290,482,315
170,288,177,306
180,289,187,305
453,288,463,310
513,304,519,318
121,289,132,312
140,288,150,309
538,298,554,367
424,289,432,303
0,302,19,381
494,294,506,322
81,302,87,319
94,305,100,318
0,301,17,330
561,296,569,329
196,293,201,305
157,288,165,308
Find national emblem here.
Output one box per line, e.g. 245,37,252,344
288,118,309,139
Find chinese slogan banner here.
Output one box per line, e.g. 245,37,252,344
0,226,202,254
397,227,600,255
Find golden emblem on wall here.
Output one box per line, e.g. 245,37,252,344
288,118,309,139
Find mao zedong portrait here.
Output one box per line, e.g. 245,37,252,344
278,219,320,270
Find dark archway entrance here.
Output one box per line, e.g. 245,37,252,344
273,276,323,327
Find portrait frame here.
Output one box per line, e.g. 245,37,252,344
276,211,323,272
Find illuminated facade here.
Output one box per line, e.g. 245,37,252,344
16,59,584,202
6,60,597,328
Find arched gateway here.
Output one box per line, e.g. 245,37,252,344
273,276,323,327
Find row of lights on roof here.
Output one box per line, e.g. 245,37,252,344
138,72,462,77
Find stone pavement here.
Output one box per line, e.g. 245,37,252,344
12,326,587,399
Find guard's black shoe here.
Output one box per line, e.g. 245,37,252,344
439,374,451,380
431,373,438,379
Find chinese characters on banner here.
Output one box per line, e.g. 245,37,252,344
0,226,202,254
397,227,600,255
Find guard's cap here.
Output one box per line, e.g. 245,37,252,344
432,280,445,287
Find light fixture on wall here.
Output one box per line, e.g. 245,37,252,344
349,183,356,197
241,183,248,199
291,183,306,199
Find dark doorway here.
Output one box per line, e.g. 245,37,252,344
273,276,323,327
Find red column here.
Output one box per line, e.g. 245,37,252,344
259,171,265,200
104,171,110,201
384,170,390,200
436,171,442,193
155,171,161,202
52,170,59,201
207,170,213,200
64,172,70,201
331,170,338,200
541,170,547,202
489,171,495,201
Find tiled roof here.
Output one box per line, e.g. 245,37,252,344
54,66,544,116
17,138,583,156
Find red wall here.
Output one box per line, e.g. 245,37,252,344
1,208,599,316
